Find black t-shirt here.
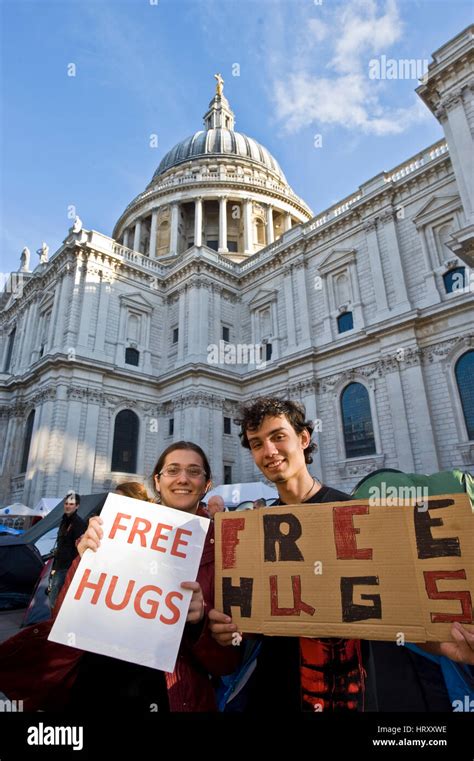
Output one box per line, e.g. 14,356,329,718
272,483,352,506
247,483,355,712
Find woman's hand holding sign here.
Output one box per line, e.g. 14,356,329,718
78,516,103,557
181,581,205,624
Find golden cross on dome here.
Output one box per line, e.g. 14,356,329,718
214,73,224,96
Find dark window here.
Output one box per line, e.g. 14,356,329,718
172,328,179,344
111,410,139,473
207,240,219,251
265,343,273,361
20,410,35,473
224,465,232,484
224,416,231,434
168,418,174,436
443,267,466,294
455,350,474,440
341,382,376,458
337,311,354,334
4,328,16,372
222,326,230,342
227,241,238,252
125,347,139,366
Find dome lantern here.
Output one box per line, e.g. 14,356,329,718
202,73,235,131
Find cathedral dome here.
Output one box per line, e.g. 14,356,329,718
153,129,287,183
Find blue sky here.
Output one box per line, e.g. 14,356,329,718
1,0,472,276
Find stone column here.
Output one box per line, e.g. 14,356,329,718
384,363,415,471
30,397,55,504
284,213,292,232
283,266,296,351
51,274,69,352
58,395,82,495
363,219,390,319
379,210,411,313
295,263,310,345
133,220,142,253
417,226,442,305
218,196,228,253
123,229,130,248
170,203,179,255
94,273,110,354
440,96,474,226
22,300,38,366
149,211,158,258
402,358,439,472
301,385,324,481
17,304,32,371
80,400,101,493
266,205,274,244
78,265,100,351
243,198,253,254
177,286,186,361
46,280,62,352
194,197,203,248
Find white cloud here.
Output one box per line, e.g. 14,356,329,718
308,18,329,43
332,0,403,73
272,0,429,136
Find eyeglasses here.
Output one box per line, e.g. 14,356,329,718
158,466,206,478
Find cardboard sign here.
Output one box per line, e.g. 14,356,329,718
215,494,474,642
49,494,209,672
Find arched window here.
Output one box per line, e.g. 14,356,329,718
20,410,35,473
341,382,376,458
111,410,139,473
337,312,354,334
125,347,139,366
455,350,474,440
443,267,466,294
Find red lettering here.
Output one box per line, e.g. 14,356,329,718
333,505,372,560
150,523,173,552
222,518,246,569
134,584,162,619
109,512,132,540
128,517,152,547
74,568,108,604
424,570,473,623
171,528,192,558
160,591,183,625
105,575,136,611
269,575,316,617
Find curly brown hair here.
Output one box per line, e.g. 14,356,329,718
236,397,317,464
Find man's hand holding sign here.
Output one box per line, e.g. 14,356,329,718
49,493,209,673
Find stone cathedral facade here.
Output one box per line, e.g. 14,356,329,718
0,27,473,506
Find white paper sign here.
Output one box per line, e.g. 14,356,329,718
48,493,209,673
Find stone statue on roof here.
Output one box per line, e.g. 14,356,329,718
20,247,30,272
214,73,224,97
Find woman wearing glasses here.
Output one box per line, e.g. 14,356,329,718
0,442,238,712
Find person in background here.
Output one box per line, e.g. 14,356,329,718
207,494,226,518
252,498,266,509
48,491,86,608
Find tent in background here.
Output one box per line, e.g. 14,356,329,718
31,497,61,516
0,504,31,516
